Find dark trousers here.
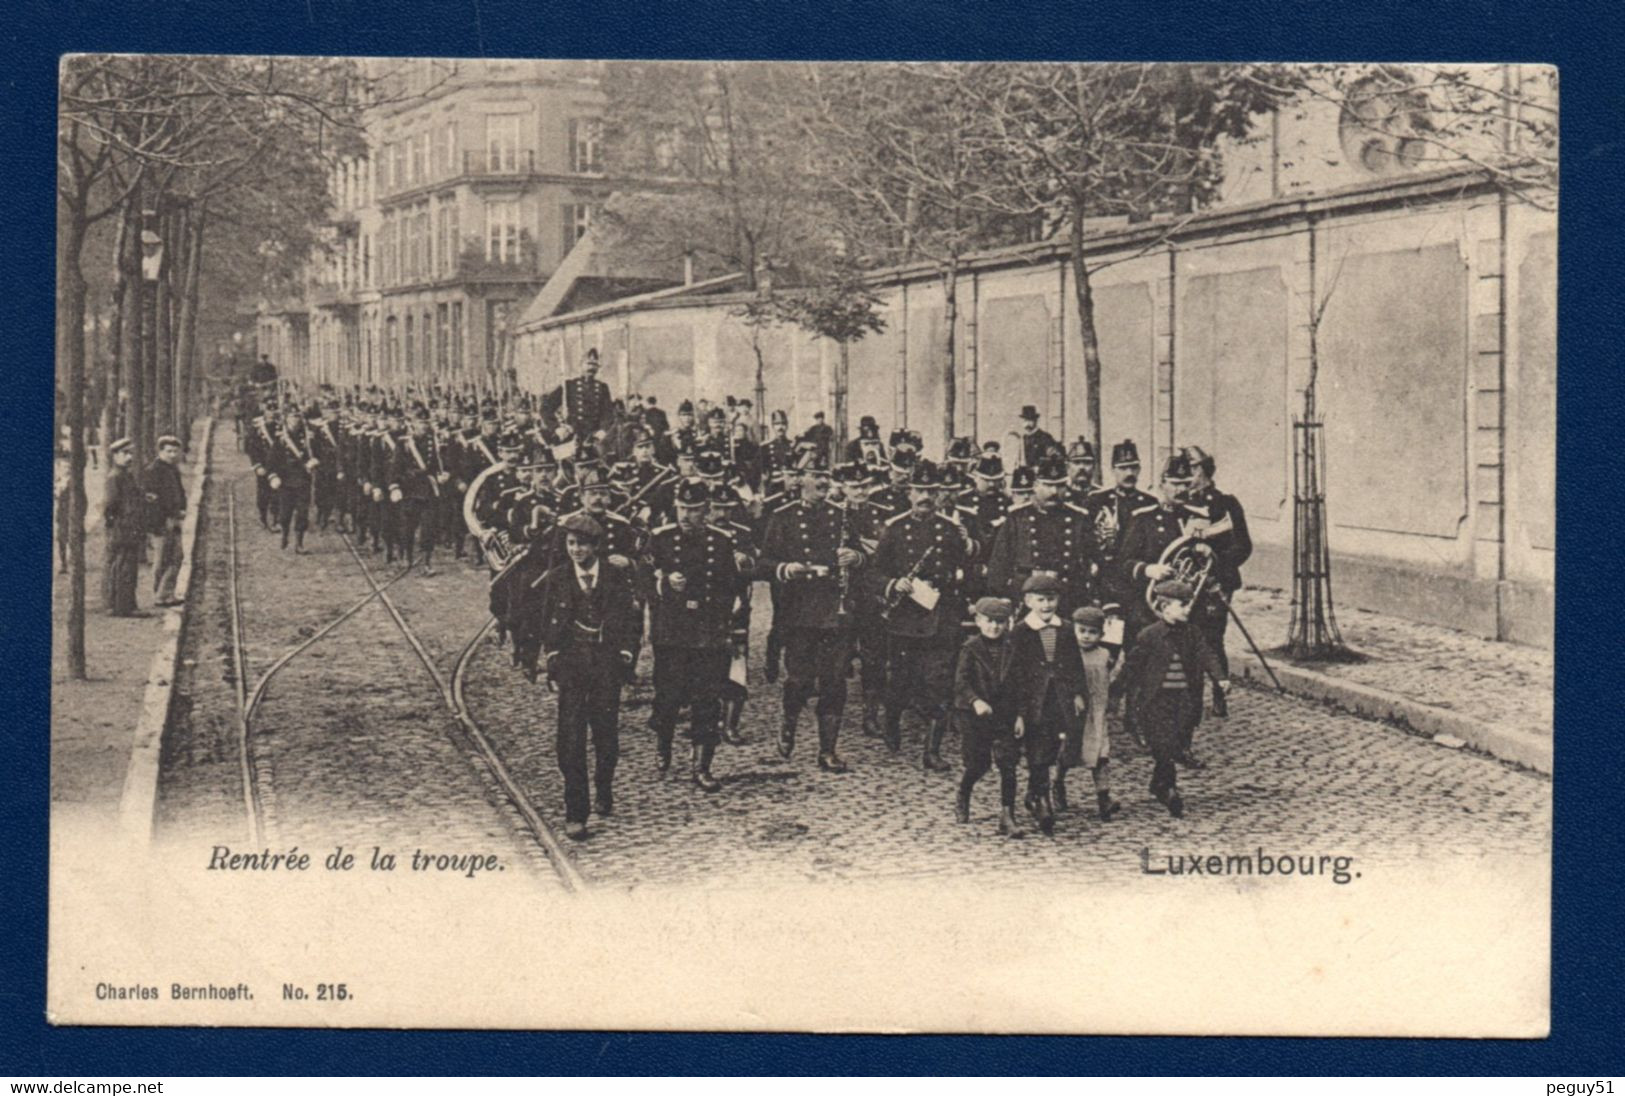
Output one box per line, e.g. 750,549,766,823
1023,688,1068,798
396,497,437,564
313,474,339,527
554,646,624,824
102,538,141,614
255,473,276,526
277,479,311,543
885,634,954,721
153,525,184,601
651,644,729,747
764,583,784,674
855,617,889,698
782,627,853,733
958,711,1018,808
1139,689,1190,802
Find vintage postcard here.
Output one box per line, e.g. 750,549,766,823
50,57,1553,1033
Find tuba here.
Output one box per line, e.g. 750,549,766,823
1144,511,1233,611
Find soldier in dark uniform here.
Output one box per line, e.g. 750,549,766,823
757,449,868,772
985,451,1099,617
1088,438,1159,625
102,437,147,616
644,481,741,790
729,419,762,492
800,410,835,462
541,347,615,444
960,449,1010,597
643,395,670,439
670,399,700,460
269,412,315,553
389,409,444,574
532,513,643,841
757,446,802,685
307,404,344,533
1063,437,1097,505
758,410,795,502
836,462,890,738
1017,405,1059,468
246,413,279,530
873,459,973,771
868,448,915,521
708,482,758,742
1178,445,1252,721
545,464,646,583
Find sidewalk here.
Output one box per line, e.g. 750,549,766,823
1224,586,1553,773
50,422,211,839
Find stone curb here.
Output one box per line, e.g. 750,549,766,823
117,418,214,846
1230,653,1553,775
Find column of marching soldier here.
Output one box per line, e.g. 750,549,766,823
228,359,1251,843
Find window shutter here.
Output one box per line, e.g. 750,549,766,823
566,118,578,173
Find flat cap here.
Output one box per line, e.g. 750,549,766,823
1070,605,1106,628
972,597,1013,620
1021,570,1061,595
1153,579,1194,602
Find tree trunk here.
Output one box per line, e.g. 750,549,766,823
942,262,958,449
120,199,146,466
60,213,90,679
1067,205,1104,466
154,205,174,442
174,205,205,439
106,214,127,445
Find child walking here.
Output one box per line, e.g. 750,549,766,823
1003,572,1087,836
1056,605,1122,822
1110,579,1230,818
953,597,1019,836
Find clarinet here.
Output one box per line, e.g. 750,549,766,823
881,543,939,622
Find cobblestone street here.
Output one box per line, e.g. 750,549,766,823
152,447,1551,892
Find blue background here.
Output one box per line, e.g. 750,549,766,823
7,0,1620,1075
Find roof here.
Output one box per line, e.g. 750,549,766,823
516,227,683,329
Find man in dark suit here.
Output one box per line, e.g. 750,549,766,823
1017,405,1058,468
142,434,187,607
102,437,147,617
532,513,644,840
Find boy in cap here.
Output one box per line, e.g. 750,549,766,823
1002,571,1087,835
954,596,1021,836
1109,579,1230,818
1059,606,1121,821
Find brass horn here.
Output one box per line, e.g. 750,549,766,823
1146,534,1218,611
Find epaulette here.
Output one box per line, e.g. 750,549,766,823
1130,503,1158,517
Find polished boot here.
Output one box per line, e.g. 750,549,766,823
922,716,950,772
692,744,721,793
1174,749,1207,770
862,698,881,738
1097,791,1122,821
723,697,747,745
997,807,1023,838
1166,791,1185,818
954,784,971,824
1211,684,1228,718
778,708,798,760
595,786,614,817
655,735,673,774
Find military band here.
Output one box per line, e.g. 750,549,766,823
216,344,1252,840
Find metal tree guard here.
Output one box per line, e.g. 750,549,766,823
1287,399,1355,661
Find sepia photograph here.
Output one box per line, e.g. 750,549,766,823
49,56,1555,1034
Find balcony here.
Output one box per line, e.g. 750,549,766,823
463,148,537,177
454,234,543,282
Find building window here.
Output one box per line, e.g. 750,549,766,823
445,120,458,176
437,304,450,371
486,114,521,173
450,302,463,370
561,203,595,258
384,315,397,375
404,314,415,373
362,233,371,287
569,118,602,173
392,141,406,192
418,203,433,280
485,198,521,264
422,309,433,374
